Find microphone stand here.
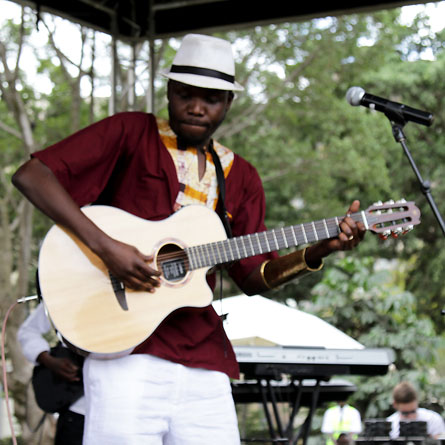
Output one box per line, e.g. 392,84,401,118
384,103,445,237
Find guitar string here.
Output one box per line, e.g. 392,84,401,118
154,210,410,270
155,213,362,269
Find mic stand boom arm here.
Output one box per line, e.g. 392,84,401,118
385,102,445,237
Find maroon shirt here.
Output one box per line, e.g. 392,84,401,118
33,112,277,378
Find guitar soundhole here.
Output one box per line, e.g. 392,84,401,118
157,243,188,283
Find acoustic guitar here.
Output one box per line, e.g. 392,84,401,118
37,200,420,357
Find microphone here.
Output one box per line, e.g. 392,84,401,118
346,86,434,127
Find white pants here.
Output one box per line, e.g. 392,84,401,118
82,354,240,445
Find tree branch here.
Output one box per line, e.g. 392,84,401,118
0,120,23,140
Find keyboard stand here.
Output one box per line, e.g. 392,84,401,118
240,378,322,445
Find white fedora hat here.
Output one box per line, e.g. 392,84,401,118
162,34,244,92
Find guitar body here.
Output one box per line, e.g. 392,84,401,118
38,205,228,357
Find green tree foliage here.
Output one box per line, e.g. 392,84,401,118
215,11,445,325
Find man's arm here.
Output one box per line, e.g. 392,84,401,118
240,200,366,295
12,158,160,291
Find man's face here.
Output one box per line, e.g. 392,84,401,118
167,80,233,149
395,400,418,420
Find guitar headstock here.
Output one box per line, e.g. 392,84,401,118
365,199,421,239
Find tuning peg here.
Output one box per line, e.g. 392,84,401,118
379,229,391,240
373,200,383,206
402,225,414,234
385,199,395,205
396,198,407,204
391,227,403,238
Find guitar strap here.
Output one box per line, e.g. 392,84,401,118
208,140,232,331
208,139,233,239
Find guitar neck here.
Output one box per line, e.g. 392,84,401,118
185,211,370,270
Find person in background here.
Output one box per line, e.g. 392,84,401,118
321,400,362,445
17,303,85,445
387,381,445,439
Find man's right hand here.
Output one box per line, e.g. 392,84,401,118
95,237,161,292
12,158,161,292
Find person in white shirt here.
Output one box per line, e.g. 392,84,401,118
17,303,85,445
321,400,362,445
387,381,445,439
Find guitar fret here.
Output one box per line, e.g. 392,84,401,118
255,233,264,254
201,244,209,267
335,216,340,235
240,236,248,257
311,221,318,241
197,245,205,268
290,226,298,246
221,240,229,263
281,228,288,248
203,245,211,266
208,243,217,265
263,232,271,252
233,239,241,260
248,234,255,255
188,247,196,269
272,230,279,250
322,219,329,238
203,244,211,266
361,211,369,230
188,249,196,270
212,243,221,264
213,242,221,264
301,224,308,244
210,244,217,265
192,246,200,269
224,239,233,262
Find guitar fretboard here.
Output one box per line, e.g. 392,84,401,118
185,211,371,270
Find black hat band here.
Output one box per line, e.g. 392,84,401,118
170,65,235,84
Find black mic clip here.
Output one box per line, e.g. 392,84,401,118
383,100,407,127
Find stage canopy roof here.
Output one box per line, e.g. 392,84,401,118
8,0,435,41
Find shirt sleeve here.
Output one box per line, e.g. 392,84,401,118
31,112,152,207
427,411,445,437
225,155,278,288
17,304,52,365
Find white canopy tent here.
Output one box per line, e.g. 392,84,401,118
212,294,363,349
